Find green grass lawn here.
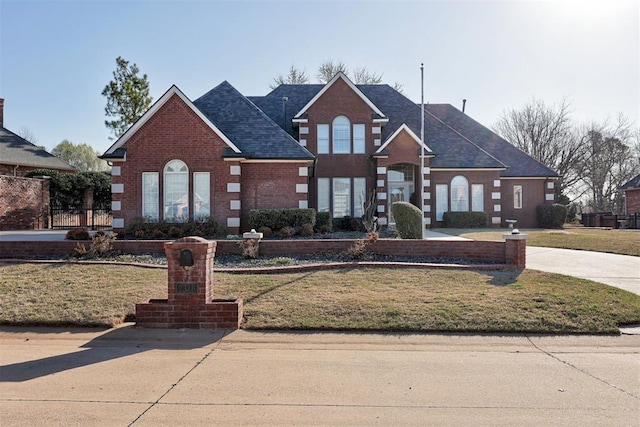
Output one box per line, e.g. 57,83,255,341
434,227,640,257
1,262,638,334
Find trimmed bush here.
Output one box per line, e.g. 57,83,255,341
66,227,90,240
121,216,224,239
537,204,567,229
257,226,273,238
391,202,422,239
249,208,316,231
334,216,363,232
442,212,488,228
298,223,315,237
279,226,295,239
316,212,333,233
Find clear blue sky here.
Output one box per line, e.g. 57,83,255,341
1,0,638,154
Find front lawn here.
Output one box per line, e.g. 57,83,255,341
1,262,638,334
434,227,640,257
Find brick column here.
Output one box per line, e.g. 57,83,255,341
503,233,528,269
165,236,216,303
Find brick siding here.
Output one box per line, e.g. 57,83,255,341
0,175,50,230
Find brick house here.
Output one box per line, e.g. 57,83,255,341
0,98,75,230
102,73,558,233
621,173,640,214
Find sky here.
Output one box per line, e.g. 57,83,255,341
0,0,638,155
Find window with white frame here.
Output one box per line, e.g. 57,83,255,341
164,160,189,221
332,116,350,154
193,172,210,219
353,124,365,154
451,175,469,211
317,177,366,217
514,185,523,209
142,172,159,221
317,124,329,154
436,184,448,221
471,184,484,212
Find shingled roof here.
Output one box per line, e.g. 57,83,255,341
195,82,314,160
0,126,75,172
621,173,640,190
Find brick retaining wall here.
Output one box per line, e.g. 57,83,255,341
0,237,526,268
0,175,50,230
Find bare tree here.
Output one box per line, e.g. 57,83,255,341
352,67,383,84
492,98,585,199
15,126,38,145
578,115,638,213
392,81,405,95
270,65,310,89
316,60,349,83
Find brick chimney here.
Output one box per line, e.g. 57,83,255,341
0,98,4,127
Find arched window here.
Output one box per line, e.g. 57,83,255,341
164,160,189,221
451,175,469,211
332,116,350,153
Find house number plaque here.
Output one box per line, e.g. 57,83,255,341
176,283,198,294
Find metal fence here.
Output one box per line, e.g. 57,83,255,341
581,212,639,229
50,205,112,230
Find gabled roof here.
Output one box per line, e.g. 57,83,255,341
621,173,640,190
102,85,242,158
375,123,433,155
0,127,75,172
293,72,386,120
424,104,559,178
194,81,314,160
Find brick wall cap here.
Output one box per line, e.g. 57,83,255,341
503,233,529,240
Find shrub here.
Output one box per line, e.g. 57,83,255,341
249,208,316,231
90,232,117,256
168,226,183,239
298,223,315,237
537,204,567,229
344,232,379,260
334,216,363,232
257,226,273,238
237,238,259,259
391,202,422,239
316,212,333,233
122,217,223,239
279,226,296,239
442,212,488,228
66,227,90,240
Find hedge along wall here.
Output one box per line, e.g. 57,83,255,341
0,175,50,231
0,237,527,268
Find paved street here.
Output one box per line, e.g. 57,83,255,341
1,327,639,426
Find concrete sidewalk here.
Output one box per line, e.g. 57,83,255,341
1,326,638,426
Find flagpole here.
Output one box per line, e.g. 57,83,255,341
420,63,425,238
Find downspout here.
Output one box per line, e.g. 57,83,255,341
13,164,19,177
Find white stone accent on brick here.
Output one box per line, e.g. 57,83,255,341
298,200,308,209
547,182,554,189
377,167,386,175
492,216,501,225
227,183,241,192
424,179,430,188
299,127,309,134
424,205,431,213
378,192,387,200
111,166,121,176
299,139,307,147
299,167,308,177
111,183,124,194
425,217,432,225
378,217,388,225
111,201,121,211
227,217,240,227
374,138,381,146
296,183,308,193
377,205,385,213
491,192,501,200
372,126,381,134
493,180,501,187
377,179,384,187
112,218,124,228
546,193,554,201
423,167,430,175
230,165,241,175
423,192,431,200
494,204,501,212
230,200,241,210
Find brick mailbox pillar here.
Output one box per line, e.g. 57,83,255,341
503,231,528,269
136,236,243,329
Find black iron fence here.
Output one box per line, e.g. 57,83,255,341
581,212,639,229
50,204,112,230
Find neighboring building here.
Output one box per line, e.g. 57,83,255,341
0,99,75,176
102,73,558,233
621,173,640,214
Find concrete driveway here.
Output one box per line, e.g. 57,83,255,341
527,246,640,296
